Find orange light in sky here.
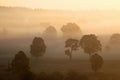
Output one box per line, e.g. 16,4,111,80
0,0,120,10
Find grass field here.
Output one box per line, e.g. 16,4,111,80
1,57,120,80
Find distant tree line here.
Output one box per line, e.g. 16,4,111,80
42,23,81,38
6,22,120,80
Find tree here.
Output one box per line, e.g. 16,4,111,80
80,34,103,73
80,34,102,55
43,26,57,38
65,38,79,60
11,51,30,74
30,37,46,57
105,33,120,51
11,51,34,80
61,23,81,38
107,33,120,49
90,54,103,73
110,33,120,45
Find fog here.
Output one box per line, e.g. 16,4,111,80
0,7,120,60
1,6,120,80
0,7,120,36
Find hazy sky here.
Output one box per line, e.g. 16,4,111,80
0,0,120,10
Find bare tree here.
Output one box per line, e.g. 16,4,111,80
30,37,46,58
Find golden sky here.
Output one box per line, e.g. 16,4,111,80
0,0,120,10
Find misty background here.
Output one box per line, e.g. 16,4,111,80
0,6,120,61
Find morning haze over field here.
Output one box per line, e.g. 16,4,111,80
1,0,120,80
0,0,120,36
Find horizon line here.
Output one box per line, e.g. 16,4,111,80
1,5,120,11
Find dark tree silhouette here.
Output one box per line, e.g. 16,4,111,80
43,26,57,38
80,34,102,55
61,23,81,38
11,51,34,80
90,54,103,73
11,51,30,74
65,38,79,60
80,34,103,73
30,37,46,57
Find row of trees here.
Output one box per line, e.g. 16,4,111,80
8,53,89,80
29,33,120,73
65,34,103,73
30,33,120,59
29,34,103,73
7,24,120,79
43,23,81,38
8,33,120,78
7,48,102,80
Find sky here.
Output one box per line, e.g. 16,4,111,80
0,0,120,35
0,0,120,10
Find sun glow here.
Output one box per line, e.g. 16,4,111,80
1,0,120,10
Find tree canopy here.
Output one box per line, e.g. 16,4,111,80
109,33,120,46
61,23,81,38
30,37,46,57
80,34,102,55
11,51,30,73
90,54,103,72
43,26,57,38
65,38,79,60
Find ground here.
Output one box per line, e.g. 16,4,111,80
0,57,120,80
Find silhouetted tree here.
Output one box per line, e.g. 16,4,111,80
80,34,102,55
61,23,81,38
80,34,103,73
90,54,103,73
11,51,34,80
30,37,46,57
11,51,30,74
65,38,79,60
43,26,57,38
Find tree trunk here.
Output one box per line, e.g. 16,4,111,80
69,49,73,60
